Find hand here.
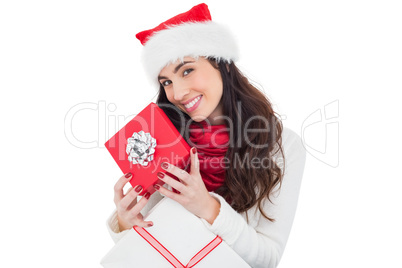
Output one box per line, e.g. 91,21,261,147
153,147,220,224
113,173,153,231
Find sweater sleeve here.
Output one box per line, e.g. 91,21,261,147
200,128,306,268
105,191,164,244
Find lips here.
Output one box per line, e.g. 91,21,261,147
184,95,202,112
184,95,201,108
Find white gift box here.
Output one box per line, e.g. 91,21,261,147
101,197,251,268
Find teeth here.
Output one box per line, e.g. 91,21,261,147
184,96,201,109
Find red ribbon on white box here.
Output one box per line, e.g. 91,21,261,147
133,226,223,268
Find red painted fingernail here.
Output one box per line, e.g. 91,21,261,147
192,147,197,154
143,192,150,199
161,162,169,170
154,184,160,190
125,172,132,178
147,223,153,227
134,185,143,193
157,172,165,179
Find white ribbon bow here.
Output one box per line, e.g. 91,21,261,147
126,131,157,166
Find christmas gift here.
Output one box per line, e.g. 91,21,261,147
104,102,191,195
101,197,251,267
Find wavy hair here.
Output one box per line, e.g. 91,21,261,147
156,58,285,221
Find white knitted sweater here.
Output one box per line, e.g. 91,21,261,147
106,127,306,268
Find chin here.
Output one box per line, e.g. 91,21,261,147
190,117,207,122
188,114,208,122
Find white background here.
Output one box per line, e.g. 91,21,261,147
1,0,401,267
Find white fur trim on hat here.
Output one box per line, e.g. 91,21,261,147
141,21,239,87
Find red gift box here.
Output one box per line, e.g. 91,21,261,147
104,102,191,195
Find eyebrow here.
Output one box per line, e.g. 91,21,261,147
158,61,195,81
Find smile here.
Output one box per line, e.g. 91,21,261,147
184,95,202,109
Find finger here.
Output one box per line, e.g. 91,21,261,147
129,193,153,226
114,173,133,204
135,219,154,228
154,184,183,203
190,147,199,175
133,214,154,228
157,172,185,193
161,162,191,185
119,185,142,210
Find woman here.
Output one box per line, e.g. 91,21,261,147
107,3,306,268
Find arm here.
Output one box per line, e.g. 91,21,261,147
201,128,307,268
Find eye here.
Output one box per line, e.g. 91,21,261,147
183,68,194,76
160,80,172,87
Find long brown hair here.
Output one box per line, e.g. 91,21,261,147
156,58,285,221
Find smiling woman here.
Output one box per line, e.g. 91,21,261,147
106,3,306,268
158,57,225,125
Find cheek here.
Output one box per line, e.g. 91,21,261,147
206,75,223,99
204,67,222,88
192,72,221,94
191,75,207,89
164,90,174,102
164,90,186,112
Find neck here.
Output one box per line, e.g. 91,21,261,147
206,101,225,125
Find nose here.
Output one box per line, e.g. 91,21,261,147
172,82,190,102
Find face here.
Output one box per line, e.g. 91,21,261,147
158,57,224,125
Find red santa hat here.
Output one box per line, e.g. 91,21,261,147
136,3,239,86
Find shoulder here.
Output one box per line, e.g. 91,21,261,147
281,127,306,154
281,127,303,151
272,127,307,171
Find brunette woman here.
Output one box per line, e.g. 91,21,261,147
107,4,306,268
